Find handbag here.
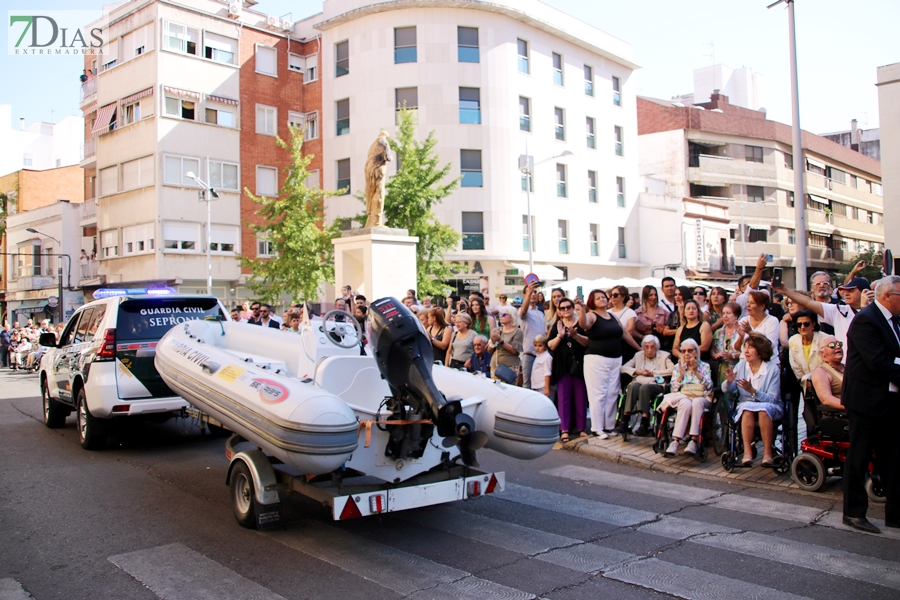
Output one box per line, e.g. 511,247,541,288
494,363,517,384
566,339,582,376
680,383,706,398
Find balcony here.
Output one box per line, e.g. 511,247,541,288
80,136,97,166
79,260,99,281
688,154,775,187
80,77,97,107
79,199,97,224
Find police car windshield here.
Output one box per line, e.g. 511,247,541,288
117,298,223,341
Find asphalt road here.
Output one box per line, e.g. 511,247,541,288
1,368,898,600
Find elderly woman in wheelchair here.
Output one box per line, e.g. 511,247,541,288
723,331,782,467
658,338,713,457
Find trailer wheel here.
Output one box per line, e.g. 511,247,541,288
230,461,258,529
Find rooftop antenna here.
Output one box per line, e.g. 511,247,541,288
700,42,716,96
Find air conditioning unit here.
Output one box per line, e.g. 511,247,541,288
227,1,242,18
267,15,281,28
281,20,294,31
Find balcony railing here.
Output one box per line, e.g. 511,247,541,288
80,199,97,221
81,136,97,161
80,77,97,104
79,259,99,280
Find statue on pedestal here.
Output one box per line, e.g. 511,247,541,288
364,130,392,228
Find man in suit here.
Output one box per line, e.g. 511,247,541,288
249,304,280,329
0,324,10,368
842,275,900,533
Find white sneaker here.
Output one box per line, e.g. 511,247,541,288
684,440,699,455
664,440,679,457
598,431,610,440
607,430,620,437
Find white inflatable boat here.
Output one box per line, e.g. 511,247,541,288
155,299,560,483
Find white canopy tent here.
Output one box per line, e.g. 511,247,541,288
541,277,735,297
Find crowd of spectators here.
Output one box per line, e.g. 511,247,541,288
1,319,63,372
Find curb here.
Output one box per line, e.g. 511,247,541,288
564,438,685,475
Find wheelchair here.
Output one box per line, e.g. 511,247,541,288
652,388,728,462
790,381,886,502
720,390,794,474
615,373,668,442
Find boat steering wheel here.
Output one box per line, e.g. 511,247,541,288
321,310,364,349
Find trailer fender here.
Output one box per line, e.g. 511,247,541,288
226,449,281,505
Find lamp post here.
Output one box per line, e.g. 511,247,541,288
517,147,573,274
768,0,808,289
185,172,219,296
26,227,66,324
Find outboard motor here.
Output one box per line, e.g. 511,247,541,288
369,297,486,466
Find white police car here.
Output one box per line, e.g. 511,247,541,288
38,289,228,449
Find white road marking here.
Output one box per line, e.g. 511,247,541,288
108,543,286,600
501,482,656,526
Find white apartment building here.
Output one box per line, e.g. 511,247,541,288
877,62,900,261
301,0,641,297
0,105,83,178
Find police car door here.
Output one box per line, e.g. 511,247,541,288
55,308,94,401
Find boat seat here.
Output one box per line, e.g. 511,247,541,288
315,356,391,411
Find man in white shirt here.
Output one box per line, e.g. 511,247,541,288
518,283,546,390
659,277,677,313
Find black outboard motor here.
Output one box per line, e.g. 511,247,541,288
369,297,483,465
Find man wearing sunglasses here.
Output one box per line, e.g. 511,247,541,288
249,304,280,328
841,275,900,533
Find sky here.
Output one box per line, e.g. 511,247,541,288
2,0,897,134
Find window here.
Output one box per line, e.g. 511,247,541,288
305,112,318,139
616,177,625,207
745,145,763,163
459,88,481,124
101,230,119,258
552,52,563,86
163,223,198,251
205,106,234,128
164,96,195,120
522,215,536,252
256,105,276,136
517,39,529,74
257,231,274,257
521,172,533,192
101,39,117,72
558,220,568,254
807,232,828,247
288,111,304,130
556,163,567,198
123,224,155,255
554,107,565,141
22,154,33,167
458,27,479,62
336,159,350,194
748,227,768,243
395,88,418,123
336,99,350,136
204,32,236,65
165,22,198,56
210,226,238,253
394,27,417,63
289,53,304,72
461,212,484,250
256,45,277,76
826,167,846,185
618,227,627,258
873,182,883,196
788,228,796,245
586,117,596,149
590,224,599,256
208,160,238,191
588,171,597,203
612,76,621,106
747,185,764,203
99,165,118,196
289,53,317,80
784,152,793,169
787,191,795,207
256,166,278,196
335,41,349,77
122,23,153,60
614,126,624,156
579,65,593,97
16,241,41,276
519,96,531,132
163,155,200,186
122,101,141,125
460,150,483,187
806,159,826,177
306,170,320,188
806,195,828,212
122,156,154,191
831,201,848,217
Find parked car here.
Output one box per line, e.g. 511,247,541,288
38,292,228,449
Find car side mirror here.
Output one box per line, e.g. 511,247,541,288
39,333,58,347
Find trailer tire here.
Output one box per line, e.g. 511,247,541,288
230,461,258,529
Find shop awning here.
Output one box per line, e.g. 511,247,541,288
207,93,239,106
746,225,769,231
509,262,565,282
121,86,154,105
10,299,50,312
163,86,200,99
91,103,117,134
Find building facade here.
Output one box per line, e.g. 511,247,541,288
821,120,881,162
0,105,83,178
877,63,900,260
638,93,884,287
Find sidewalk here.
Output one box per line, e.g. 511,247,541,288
558,430,840,493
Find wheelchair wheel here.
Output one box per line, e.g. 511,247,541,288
866,476,887,504
721,452,735,473
712,401,729,456
772,453,791,475
695,442,707,463
791,453,826,492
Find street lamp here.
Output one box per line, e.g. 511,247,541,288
185,171,219,296
518,148,574,274
768,0,808,289
26,227,69,324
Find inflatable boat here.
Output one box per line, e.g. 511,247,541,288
155,298,560,482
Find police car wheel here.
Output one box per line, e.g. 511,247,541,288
42,378,66,429
77,389,106,450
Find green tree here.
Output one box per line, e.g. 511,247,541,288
838,247,884,282
380,108,461,297
239,126,343,303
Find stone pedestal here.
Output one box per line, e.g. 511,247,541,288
332,227,419,301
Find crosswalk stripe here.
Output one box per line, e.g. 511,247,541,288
546,465,827,524
401,505,633,573
638,516,739,539
605,558,814,600
108,543,286,600
265,520,532,600
502,482,656,526
817,511,900,541
0,579,33,600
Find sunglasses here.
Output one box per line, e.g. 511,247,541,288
681,348,697,353
694,290,706,296
797,322,813,328
558,305,574,310
610,293,621,298
827,342,843,349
